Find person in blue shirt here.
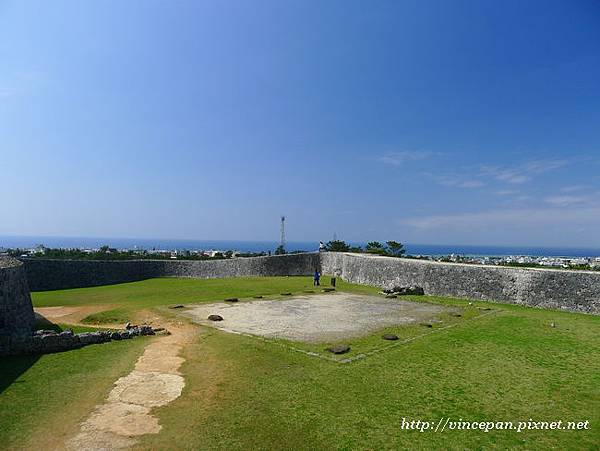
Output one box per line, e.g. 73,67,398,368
313,269,321,286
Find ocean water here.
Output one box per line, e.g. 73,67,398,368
1,235,599,258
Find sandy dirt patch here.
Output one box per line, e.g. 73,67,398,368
35,305,115,326
184,293,454,342
66,320,196,450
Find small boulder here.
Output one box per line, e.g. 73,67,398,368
393,286,425,296
420,323,433,328
327,344,350,354
208,314,224,321
35,329,57,336
139,325,155,335
78,332,102,345
125,322,133,329
111,331,122,340
382,334,399,341
225,298,239,303
410,286,425,295
169,304,185,309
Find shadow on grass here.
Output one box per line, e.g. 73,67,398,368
34,313,64,333
0,314,65,395
0,354,41,395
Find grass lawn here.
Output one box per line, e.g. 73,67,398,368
141,302,600,450
0,336,149,449
13,276,600,449
31,276,328,324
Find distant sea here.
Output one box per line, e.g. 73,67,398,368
2,235,600,258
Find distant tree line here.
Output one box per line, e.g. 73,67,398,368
7,246,252,261
323,240,406,257
5,246,314,261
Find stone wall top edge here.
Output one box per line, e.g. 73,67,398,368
330,252,600,276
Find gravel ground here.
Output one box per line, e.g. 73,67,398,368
184,293,453,342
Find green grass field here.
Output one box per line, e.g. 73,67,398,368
32,276,333,324
0,335,149,449
6,276,599,449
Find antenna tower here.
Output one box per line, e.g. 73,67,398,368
280,216,286,248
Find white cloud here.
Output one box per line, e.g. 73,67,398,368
433,175,485,189
400,206,600,230
0,70,45,99
544,195,588,207
456,180,486,188
378,151,434,167
480,159,567,184
0,87,14,98
560,185,587,193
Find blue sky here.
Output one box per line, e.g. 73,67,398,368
1,0,600,246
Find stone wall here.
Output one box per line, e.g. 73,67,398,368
23,253,321,291
0,257,36,354
3,325,155,357
321,252,600,314
18,252,600,314
23,259,161,291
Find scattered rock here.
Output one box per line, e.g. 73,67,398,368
208,314,223,321
111,331,122,340
303,290,315,293
327,344,350,354
322,288,335,292
225,298,239,303
420,323,433,328
477,307,492,311
382,334,399,341
280,292,292,296
385,294,397,299
451,313,462,317
135,325,155,336
168,304,185,309
34,329,57,336
79,332,104,345
152,327,165,333
392,286,425,296
125,322,132,329
550,322,556,328
253,295,263,299
468,302,473,306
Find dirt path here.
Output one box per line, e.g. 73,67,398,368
65,319,196,450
